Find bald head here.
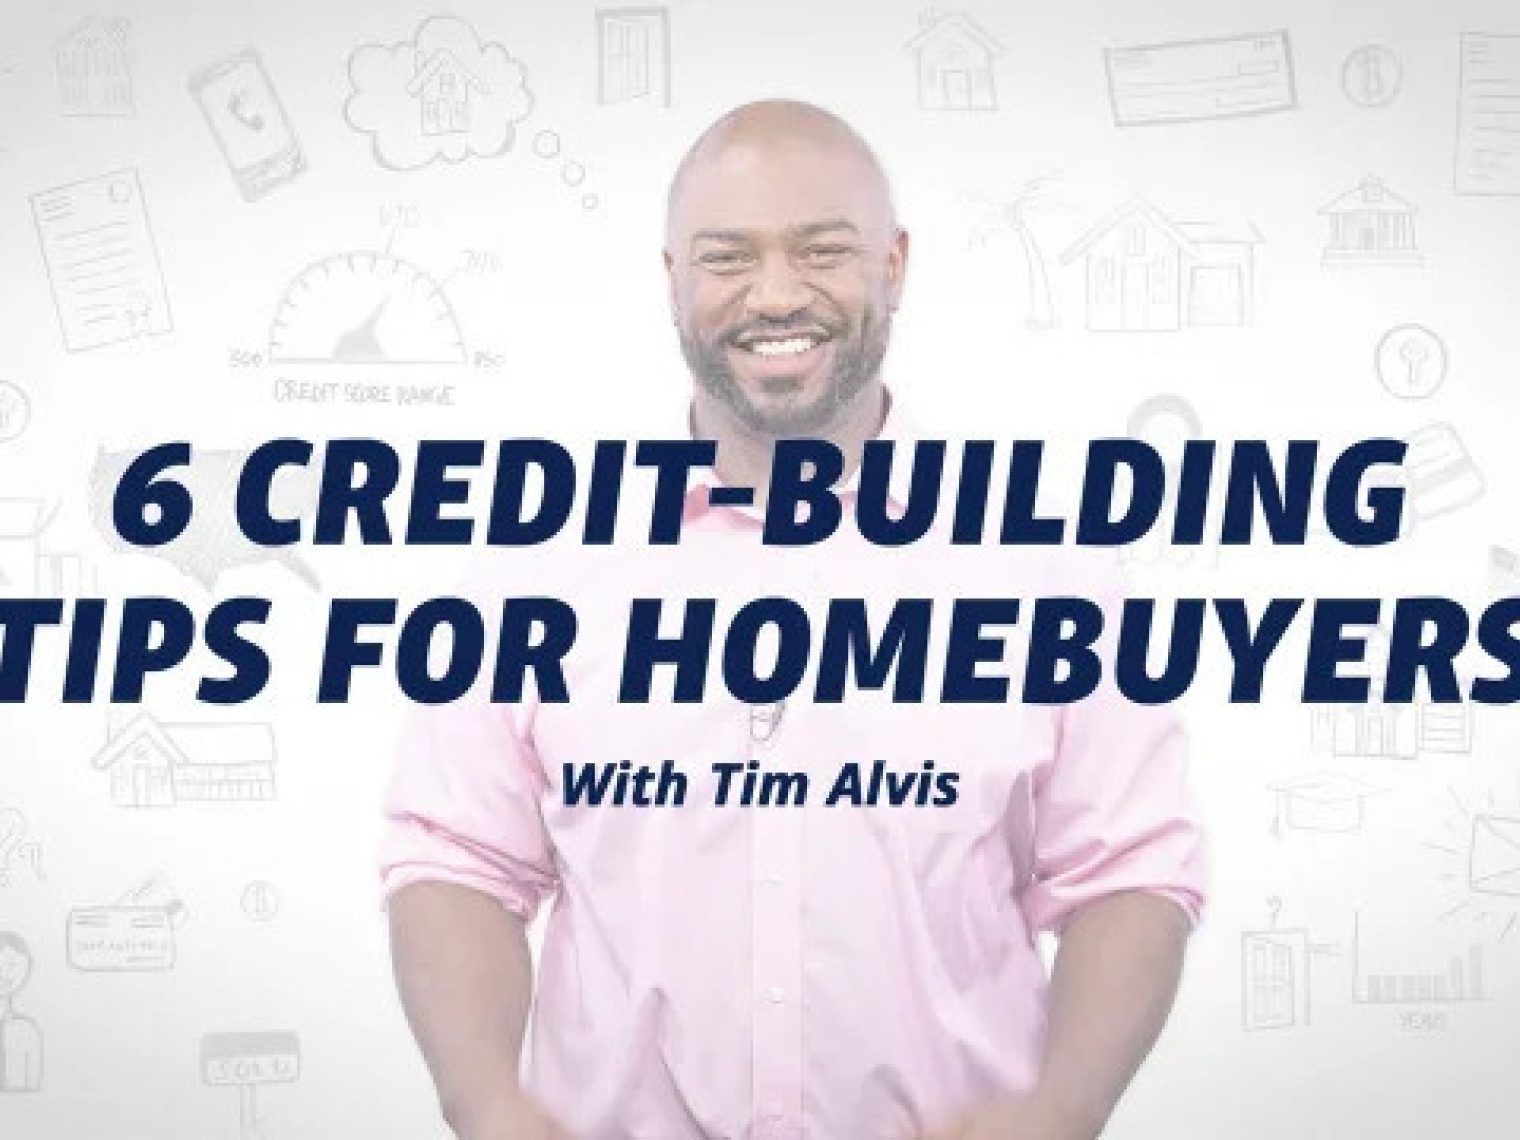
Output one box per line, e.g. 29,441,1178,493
665,100,897,249
662,100,908,438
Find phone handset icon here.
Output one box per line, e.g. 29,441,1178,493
228,90,266,132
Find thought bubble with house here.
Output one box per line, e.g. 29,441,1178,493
87,448,320,591
344,16,535,171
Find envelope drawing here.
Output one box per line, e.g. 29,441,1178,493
1468,813,1520,898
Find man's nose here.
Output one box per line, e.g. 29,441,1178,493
745,254,812,319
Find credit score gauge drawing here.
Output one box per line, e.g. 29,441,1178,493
267,251,467,365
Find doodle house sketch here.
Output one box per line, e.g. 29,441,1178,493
1320,175,1422,267
344,16,534,171
408,49,487,136
55,16,132,117
597,8,671,107
91,713,277,808
1060,199,1261,331
906,12,1002,112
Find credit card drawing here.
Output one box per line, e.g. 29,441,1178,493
66,873,185,972
189,49,305,201
1404,422,1484,523
1106,30,1296,126
66,906,175,971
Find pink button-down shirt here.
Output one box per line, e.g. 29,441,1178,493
379,395,1207,1140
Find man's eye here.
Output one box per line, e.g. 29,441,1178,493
800,245,854,265
697,251,753,272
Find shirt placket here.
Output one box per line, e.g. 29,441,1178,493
748,695,804,1140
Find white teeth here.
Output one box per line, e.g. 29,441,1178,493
747,336,818,357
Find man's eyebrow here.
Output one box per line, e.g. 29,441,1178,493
790,219,861,239
690,228,752,244
688,219,863,245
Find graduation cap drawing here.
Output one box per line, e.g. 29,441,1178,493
1271,772,1382,836
1468,814,1520,899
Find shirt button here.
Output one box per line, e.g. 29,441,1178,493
761,871,784,886
766,986,786,1004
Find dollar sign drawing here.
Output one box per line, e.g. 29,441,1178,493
1360,52,1383,103
1346,47,1398,108
241,881,280,921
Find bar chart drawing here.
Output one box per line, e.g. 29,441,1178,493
1350,912,1487,1006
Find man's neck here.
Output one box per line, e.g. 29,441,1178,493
693,384,888,510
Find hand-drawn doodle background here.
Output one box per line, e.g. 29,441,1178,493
2,0,1519,1136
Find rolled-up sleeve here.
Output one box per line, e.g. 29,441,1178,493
1020,550,1208,935
378,663,558,923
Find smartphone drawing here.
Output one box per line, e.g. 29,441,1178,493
188,49,305,201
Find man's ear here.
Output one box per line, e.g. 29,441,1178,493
888,227,910,311
663,248,679,324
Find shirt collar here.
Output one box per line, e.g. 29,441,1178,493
681,388,919,524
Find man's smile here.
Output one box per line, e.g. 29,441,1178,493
743,334,821,357
727,326,836,381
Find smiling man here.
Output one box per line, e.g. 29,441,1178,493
666,103,899,449
381,100,1206,1140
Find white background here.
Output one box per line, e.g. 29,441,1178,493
2,0,1520,1136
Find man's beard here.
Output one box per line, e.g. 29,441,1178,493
680,304,890,436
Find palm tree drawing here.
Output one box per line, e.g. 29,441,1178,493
968,173,1059,331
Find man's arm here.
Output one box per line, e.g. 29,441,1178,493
930,890,1191,1140
1036,890,1191,1135
388,881,571,1140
